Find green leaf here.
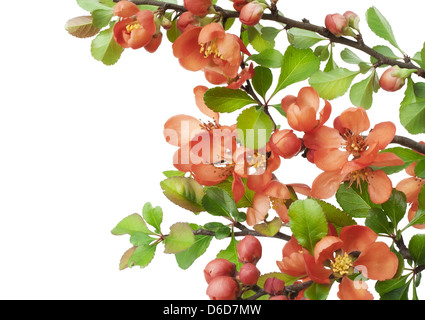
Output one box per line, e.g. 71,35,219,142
336,182,379,218
128,243,157,269
175,234,213,270
272,46,320,97
316,200,356,233
252,66,273,99
349,71,376,109
375,275,410,296
414,82,425,99
247,25,275,52
404,185,425,229
400,99,425,134
287,28,325,49
409,234,425,265
111,213,153,236
65,16,101,39
164,222,195,254
202,187,238,219
91,8,114,28
160,177,205,213
162,170,185,178
91,25,124,65
421,42,425,69
253,217,282,237
210,176,254,208
130,232,156,246
142,202,163,234
366,6,401,52
77,0,112,12
376,147,425,175
303,282,331,300
166,19,181,43
288,199,328,254
203,87,257,113
309,68,360,100
365,208,394,235
247,49,284,68
216,235,243,270
370,45,400,64
237,106,274,150
340,48,364,65
381,189,406,229
314,45,330,62
414,159,425,178
261,27,282,41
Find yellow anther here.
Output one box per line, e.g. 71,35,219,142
270,197,286,210
248,152,267,169
126,22,141,33
330,253,353,277
199,39,224,59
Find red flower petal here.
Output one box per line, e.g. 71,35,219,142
314,236,343,264
367,169,393,204
303,250,332,284
296,87,320,112
339,225,377,254
340,107,370,135
311,171,345,200
337,277,374,300
314,148,349,172
366,122,396,150
303,126,345,150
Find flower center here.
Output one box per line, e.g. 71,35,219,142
344,132,368,159
348,168,371,189
126,22,141,33
199,120,220,132
247,152,267,169
270,197,286,210
330,253,353,278
200,39,224,59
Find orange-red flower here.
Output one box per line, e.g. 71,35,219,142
113,3,157,50
303,225,398,300
306,107,403,204
281,87,332,133
184,0,212,17
172,23,249,84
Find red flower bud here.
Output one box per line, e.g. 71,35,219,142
176,11,198,33
269,129,302,159
325,13,348,37
145,33,163,53
264,277,285,296
379,66,406,92
269,295,287,300
113,0,140,18
233,0,247,12
238,263,260,285
206,276,239,300
183,0,212,17
343,11,360,30
204,258,236,283
239,2,265,26
237,235,262,264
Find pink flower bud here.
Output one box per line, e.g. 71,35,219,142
177,11,198,33
239,2,265,26
144,33,163,53
343,11,360,30
113,0,140,18
237,235,262,264
183,0,212,17
233,0,247,12
269,129,302,159
325,13,348,37
203,258,236,283
264,277,285,296
238,263,260,285
206,276,240,300
379,66,406,92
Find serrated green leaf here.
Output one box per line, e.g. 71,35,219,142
77,0,112,12
164,222,195,254
336,182,380,218
203,87,256,113
130,232,156,246
414,159,425,178
253,217,282,237
400,99,425,134
365,208,394,235
349,71,375,109
91,8,113,28
142,202,163,234
237,106,274,149
381,189,406,229
128,243,157,269
216,235,243,270
272,46,320,97
315,200,356,233
309,68,360,100
202,187,238,219
370,45,400,64
210,176,255,208
175,234,213,270
162,170,185,178
409,234,425,265
252,66,273,99
288,199,328,254
247,49,284,68
111,213,153,236
160,176,204,213
340,48,364,65
91,26,124,65
366,6,401,52
287,28,325,49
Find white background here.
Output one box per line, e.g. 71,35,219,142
0,0,424,300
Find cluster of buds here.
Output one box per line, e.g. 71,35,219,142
325,11,359,37
204,235,263,300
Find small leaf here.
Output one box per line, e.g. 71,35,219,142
91,25,124,65
365,208,394,235
247,49,284,68
414,83,425,99
247,25,275,52
164,223,195,254
237,106,274,150
77,0,112,12
142,202,163,234
414,159,425,178
203,87,257,113
253,217,282,237
303,282,331,300
128,243,157,269
160,176,205,213
340,48,364,65
166,19,181,43
375,275,410,296
409,234,425,265
309,68,360,100
272,46,320,97
315,200,356,233
202,187,238,219
162,170,185,178
261,27,282,41
252,66,273,99
175,234,213,270
336,182,380,218
404,185,425,229
216,235,243,270
370,45,400,64
287,28,325,49
366,6,401,52
65,16,101,38
349,71,375,109
130,232,156,246
111,213,153,236
381,189,406,229
91,8,113,28
400,100,425,134
288,199,328,254
119,247,136,270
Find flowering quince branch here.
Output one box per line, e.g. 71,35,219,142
67,0,425,300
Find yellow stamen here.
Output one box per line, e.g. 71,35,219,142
126,22,141,33
330,253,353,278
270,197,286,210
248,152,267,169
344,133,368,159
200,40,224,59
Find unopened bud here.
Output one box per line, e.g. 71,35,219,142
379,66,406,92
269,129,302,159
144,33,162,53
183,0,212,17
238,263,260,285
237,235,262,264
161,18,173,30
264,277,285,296
239,2,266,26
113,0,139,17
325,13,348,37
206,276,240,300
204,258,236,283
343,11,360,30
